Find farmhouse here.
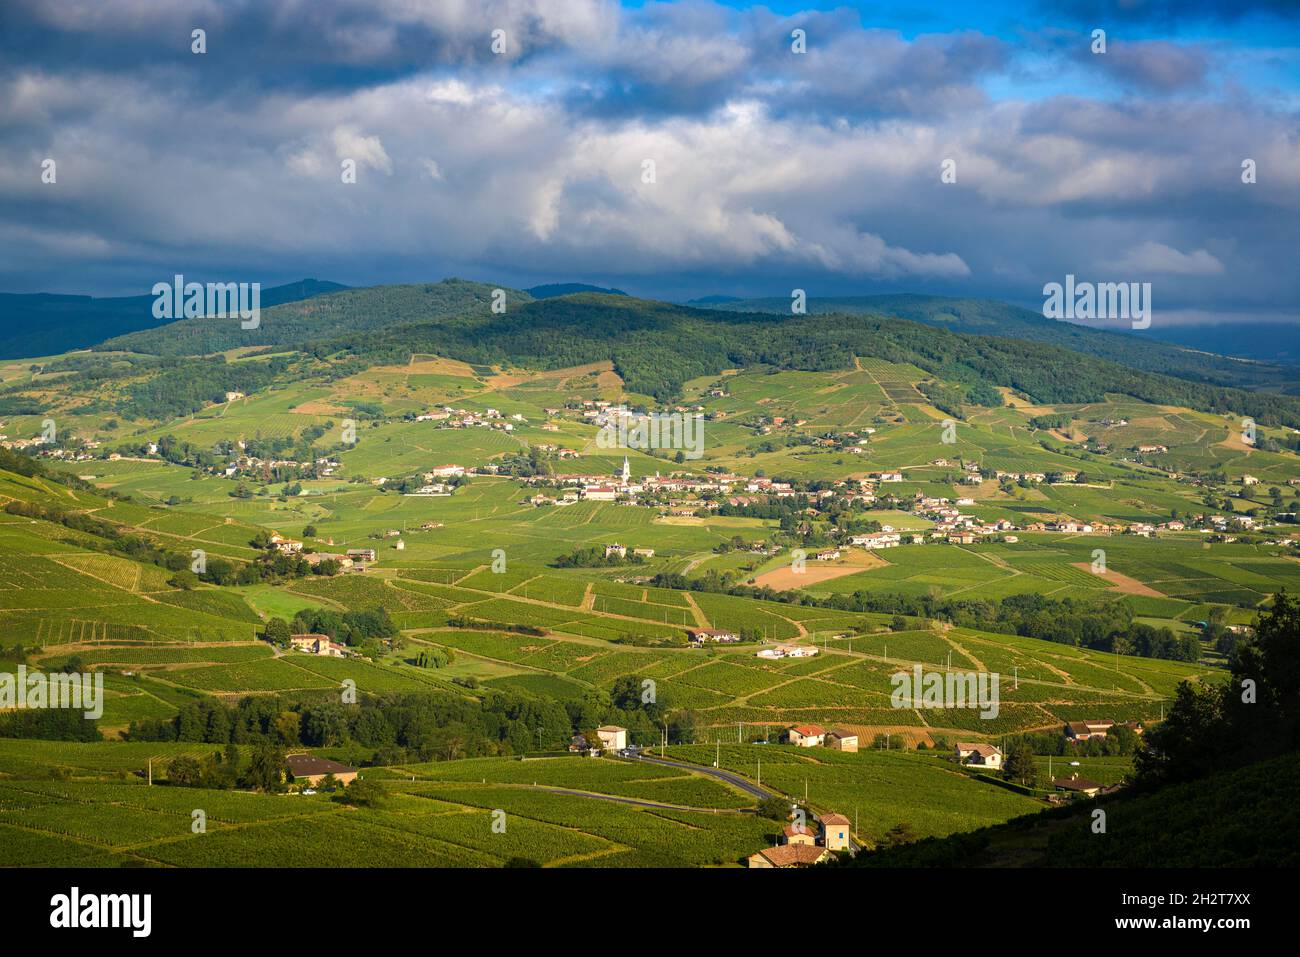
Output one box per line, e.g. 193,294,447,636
954,742,1003,770
781,823,818,847
1064,719,1115,741
690,628,740,644
594,726,628,751
787,724,826,747
290,634,348,657
347,548,377,563
825,729,858,752
1051,774,1102,798
820,813,852,851
285,754,358,787
757,643,819,660
604,543,627,559
427,464,466,477
302,552,352,570
746,844,832,868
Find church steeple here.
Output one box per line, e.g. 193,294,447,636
621,456,631,483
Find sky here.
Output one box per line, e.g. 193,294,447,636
1,0,1298,324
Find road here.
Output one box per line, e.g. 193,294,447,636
629,753,779,801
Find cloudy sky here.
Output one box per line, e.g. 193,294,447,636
1,0,1297,323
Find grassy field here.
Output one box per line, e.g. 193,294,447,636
3,350,1296,867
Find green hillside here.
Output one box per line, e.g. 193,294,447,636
704,293,1299,395
0,279,344,360
99,278,530,357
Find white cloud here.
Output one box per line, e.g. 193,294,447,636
1105,241,1225,276
332,126,393,174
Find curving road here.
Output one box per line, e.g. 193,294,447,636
628,753,780,801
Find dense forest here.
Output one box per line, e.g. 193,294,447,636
706,292,1300,395
98,278,523,357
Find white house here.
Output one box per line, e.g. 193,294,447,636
788,724,826,747
595,726,627,751
954,742,1003,770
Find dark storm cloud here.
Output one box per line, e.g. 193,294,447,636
0,0,1295,324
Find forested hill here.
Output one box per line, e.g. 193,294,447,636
97,279,529,357
0,278,343,360
310,292,1300,428
704,293,1299,394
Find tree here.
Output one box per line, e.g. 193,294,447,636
880,823,917,848
167,756,204,787
263,617,292,648
1135,589,1300,788
168,570,200,590
242,742,285,792
222,741,242,784
756,796,789,820
339,777,384,808
1003,739,1039,788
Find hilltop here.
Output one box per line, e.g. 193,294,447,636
702,293,1299,394
0,279,344,360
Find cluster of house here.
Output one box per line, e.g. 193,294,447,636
755,644,819,660
416,405,526,432
603,543,655,559
218,454,341,481
525,458,753,506
265,534,377,573
747,812,853,868
689,628,741,644
787,724,859,752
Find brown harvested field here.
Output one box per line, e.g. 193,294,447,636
997,388,1053,412
753,553,886,591
1069,562,1165,597
404,356,481,376
484,360,618,390
292,399,350,415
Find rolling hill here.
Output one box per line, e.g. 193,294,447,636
702,293,1300,394
0,279,344,360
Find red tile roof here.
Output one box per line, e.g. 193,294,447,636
790,724,826,736
755,844,830,867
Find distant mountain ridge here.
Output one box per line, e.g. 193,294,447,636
0,278,345,360
702,293,1299,394
526,283,627,299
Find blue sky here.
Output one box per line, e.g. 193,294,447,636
0,0,1297,324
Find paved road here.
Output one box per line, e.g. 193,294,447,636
629,753,779,801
